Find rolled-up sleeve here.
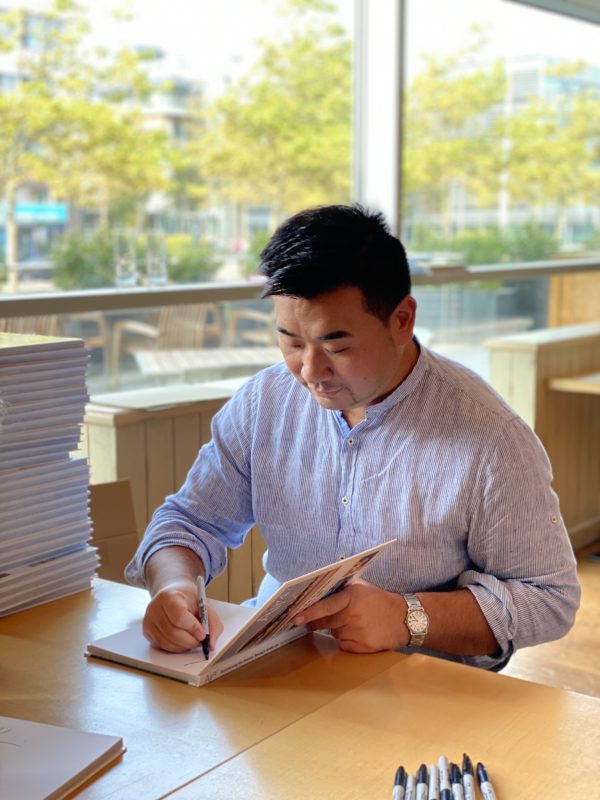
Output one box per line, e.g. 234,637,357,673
455,417,580,669
125,381,256,588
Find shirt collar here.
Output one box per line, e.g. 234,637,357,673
333,336,429,424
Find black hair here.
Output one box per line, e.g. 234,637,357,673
259,204,411,321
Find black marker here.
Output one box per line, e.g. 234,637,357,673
461,754,476,800
476,762,497,800
196,576,211,660
428,763,440,800
450,763,465,800
416,763,428,800
438,756,451,800
393,766,407,800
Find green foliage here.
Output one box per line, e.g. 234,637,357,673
583,229,600,252
198,1,352,217
165,234,222,284
50,229,223,288
51,229,114,289
0,0,174,285
241,229,272,276
506,222,558,263
409,222,558,266
404,32,600,241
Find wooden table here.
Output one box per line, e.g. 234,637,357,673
171,654,600,799
0,579,400,799
133,346,282,383
2,580,600,799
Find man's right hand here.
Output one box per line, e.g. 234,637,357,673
142,579,223,653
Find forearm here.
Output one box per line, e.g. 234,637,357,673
144,546,206,597
414,588,498,657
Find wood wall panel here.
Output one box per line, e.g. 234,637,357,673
83,387,267,603
486,323,600,550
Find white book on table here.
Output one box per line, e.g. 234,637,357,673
0,423,84,445
87,540,393,687
0,715,124,800
0,491,88,525
0,522,91,570
0,333,87,358
0,548,98,613
0,394,88,417
0,457,88,491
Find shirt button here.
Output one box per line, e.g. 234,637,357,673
348,437,355,446
341,496,349,505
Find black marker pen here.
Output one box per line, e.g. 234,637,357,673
416,763,428,800
476,762,497,800
450,763,465,800
438,756,451,800
461,754,476,800
393,765,407,800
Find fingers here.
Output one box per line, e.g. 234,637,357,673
143,588,206,653
293,590,349,627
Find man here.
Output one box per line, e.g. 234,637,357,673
125,204,580,670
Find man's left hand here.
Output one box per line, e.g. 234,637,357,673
292,578,408,653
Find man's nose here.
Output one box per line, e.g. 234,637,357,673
301,348,332,384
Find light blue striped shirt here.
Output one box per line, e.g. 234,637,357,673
126,344,580,670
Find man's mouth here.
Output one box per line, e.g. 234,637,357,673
312,385,342,398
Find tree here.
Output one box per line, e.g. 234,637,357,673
403,35,600,254
403,30,507,237
0,0,171,291
503,62,600,240
197,0,352,230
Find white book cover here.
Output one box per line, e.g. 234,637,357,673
0,496,89,531
0,362,89,384
0,422,84,445
0,458,88,492
0,332,86,351
0,523,91,570
0,394,88,416
0,716,124,800
0,549,98,615
0,459,89,506
0,548,98,594
86,540,393,687
0,510,89,541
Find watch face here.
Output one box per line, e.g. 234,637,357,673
408,609,428,633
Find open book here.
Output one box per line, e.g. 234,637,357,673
0,716,124,800
86,540,393,686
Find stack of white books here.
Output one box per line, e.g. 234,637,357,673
0,332,98,616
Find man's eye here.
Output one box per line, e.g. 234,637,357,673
328,348,348,355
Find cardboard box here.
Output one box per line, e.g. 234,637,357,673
90,481,139,584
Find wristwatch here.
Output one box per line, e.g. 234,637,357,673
403,593,429,647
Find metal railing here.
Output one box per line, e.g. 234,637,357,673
0,257,599,317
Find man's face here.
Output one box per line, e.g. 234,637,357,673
272,285,416,421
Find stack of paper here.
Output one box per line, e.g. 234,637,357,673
0,333,98,616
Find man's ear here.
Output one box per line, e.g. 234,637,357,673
390,295,417,342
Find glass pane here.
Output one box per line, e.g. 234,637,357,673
403,0,600,264
0,0,354,295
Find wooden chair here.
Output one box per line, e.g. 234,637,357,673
109,303,223,388
228,307,276,346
